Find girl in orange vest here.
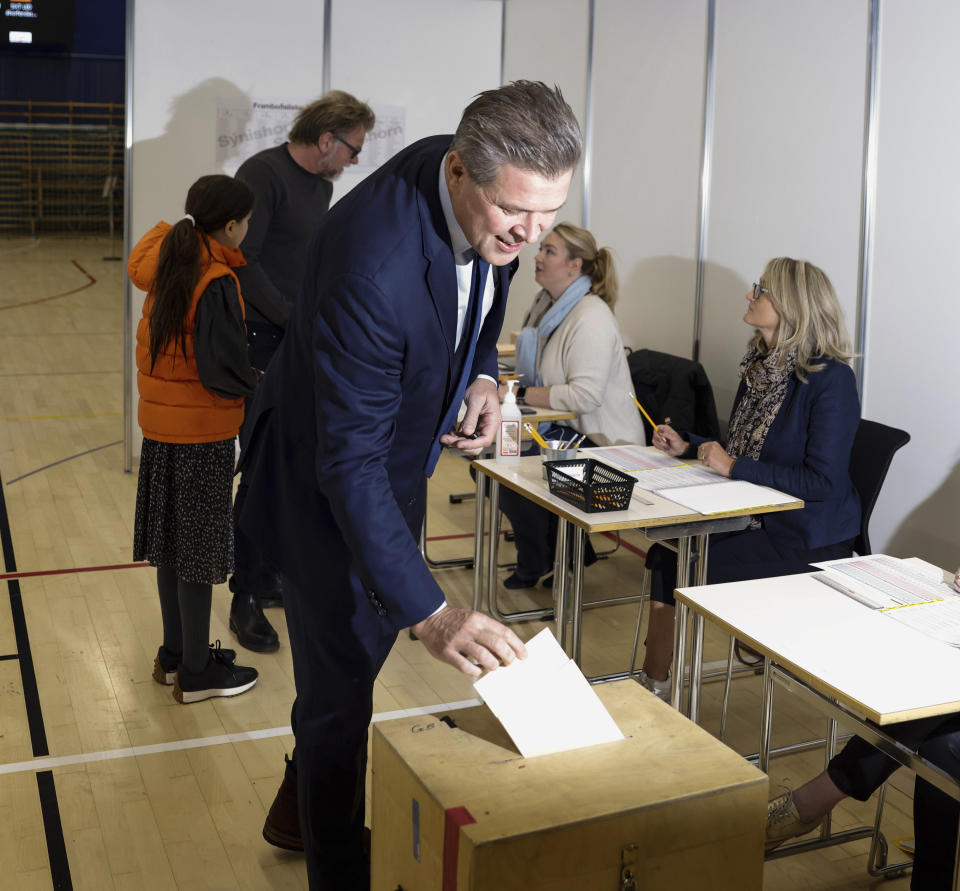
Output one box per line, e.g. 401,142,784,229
129,175,260,703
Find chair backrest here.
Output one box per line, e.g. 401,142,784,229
627,348,720,444
848,419,910,555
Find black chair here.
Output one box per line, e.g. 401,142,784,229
848,419,911,555
715,418,910,741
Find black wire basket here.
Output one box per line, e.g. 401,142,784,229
543,459,636,513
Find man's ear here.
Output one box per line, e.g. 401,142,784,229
446,150,467,189
317,131,335,154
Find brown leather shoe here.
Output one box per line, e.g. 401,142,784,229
263,758,303,851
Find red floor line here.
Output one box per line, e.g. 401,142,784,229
0,260,96,312
1,533,645,582
0,562,149,581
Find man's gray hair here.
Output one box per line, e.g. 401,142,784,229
451,81,582,186
289,90,375,145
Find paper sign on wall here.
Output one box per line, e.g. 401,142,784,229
215,98,405,176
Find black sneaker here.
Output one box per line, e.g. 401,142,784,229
173,643,257,703
152,642,237,686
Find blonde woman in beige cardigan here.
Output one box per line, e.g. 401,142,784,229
498,223,644,589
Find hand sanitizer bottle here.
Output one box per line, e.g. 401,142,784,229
496,379,522,462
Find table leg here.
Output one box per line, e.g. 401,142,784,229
485,479,500,616
571,526,586,667
671,599,688,711
471,471,486,612
687,533,709,723
822,716,838,838
554,517,570,653
689,612,704,723
671,536,692,713
759,655,775,773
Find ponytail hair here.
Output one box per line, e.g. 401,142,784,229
149,174,254,367
550,221,619,307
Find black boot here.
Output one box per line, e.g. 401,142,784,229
258,571,284,609
229,581,279,653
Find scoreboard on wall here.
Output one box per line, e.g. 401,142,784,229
2,0,74,51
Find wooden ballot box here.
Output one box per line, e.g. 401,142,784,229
371,679,766,891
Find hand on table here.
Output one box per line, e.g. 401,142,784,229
696,441,736,478
410,607,527,678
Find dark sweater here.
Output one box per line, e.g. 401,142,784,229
234,143,333,328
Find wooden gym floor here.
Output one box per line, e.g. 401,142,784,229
0,235,914,889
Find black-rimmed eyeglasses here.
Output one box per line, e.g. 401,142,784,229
751,282,772,301
334,134,361,159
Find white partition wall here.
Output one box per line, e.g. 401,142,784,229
860,1,960,564
329,0,502,205
122,1,960,564
589,0,708,356
699,0,868,418
125,0,503,461
500,0,590,335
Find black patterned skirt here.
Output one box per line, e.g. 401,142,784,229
133,437,236,585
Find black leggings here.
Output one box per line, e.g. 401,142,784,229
156,566,212,673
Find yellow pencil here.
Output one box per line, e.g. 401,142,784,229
523,422,549,448
628,392,657,430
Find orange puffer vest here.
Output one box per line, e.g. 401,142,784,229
129,221,248,443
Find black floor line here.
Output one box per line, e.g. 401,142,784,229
37,771,72,889
0,468,71,887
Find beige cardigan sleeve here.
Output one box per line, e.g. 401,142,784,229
539,296,645,446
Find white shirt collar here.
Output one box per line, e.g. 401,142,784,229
438,153,473,264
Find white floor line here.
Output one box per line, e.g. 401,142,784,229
0,698,484,777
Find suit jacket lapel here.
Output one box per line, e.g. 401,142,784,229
417,170,458,363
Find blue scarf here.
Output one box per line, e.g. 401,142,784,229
514,274,592,387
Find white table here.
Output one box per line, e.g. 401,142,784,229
473,449,803,688
675,570,960,887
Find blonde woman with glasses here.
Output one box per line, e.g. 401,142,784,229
637,257,861,699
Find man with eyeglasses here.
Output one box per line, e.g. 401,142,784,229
228,91,375,655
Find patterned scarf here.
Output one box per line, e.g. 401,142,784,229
725,346,798,461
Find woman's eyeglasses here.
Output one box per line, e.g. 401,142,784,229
750,282,772,301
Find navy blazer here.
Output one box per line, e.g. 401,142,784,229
237,136,515,640
690,358,861,550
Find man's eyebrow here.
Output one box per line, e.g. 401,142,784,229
499,200,567,215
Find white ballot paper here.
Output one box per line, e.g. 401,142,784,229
473,628,624,758
654,479,798,514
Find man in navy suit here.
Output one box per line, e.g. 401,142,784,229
237,81,582,888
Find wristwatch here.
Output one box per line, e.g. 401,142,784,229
516,385,527,403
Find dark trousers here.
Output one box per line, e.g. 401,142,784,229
498,487,597,578
646,527,854,605
232,323,284,593
281,572,397,890
829,716,960,890
233,394,276,595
